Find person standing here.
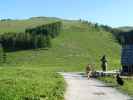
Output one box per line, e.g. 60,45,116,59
100,55,107,71
86,64,92,79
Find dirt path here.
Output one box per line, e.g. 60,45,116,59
60,72,132,100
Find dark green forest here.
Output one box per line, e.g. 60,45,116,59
0,21,62,52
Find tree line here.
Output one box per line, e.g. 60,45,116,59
80,19,133,45
0,21,62,52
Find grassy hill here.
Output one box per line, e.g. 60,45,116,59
0,17,60,33
117,26,133,32
3,18,121,71
0,17,122,99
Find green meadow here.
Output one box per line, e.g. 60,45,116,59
0,68,65,100
0,17,132,99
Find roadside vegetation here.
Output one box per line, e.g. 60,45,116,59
98,76,133,97
0,67,65,100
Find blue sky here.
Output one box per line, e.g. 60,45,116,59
0,0,133,27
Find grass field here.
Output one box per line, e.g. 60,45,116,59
0,17,59,33
0,17,129,99
0,67,65,100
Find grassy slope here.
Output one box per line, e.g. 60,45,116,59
0,17,129,99
6,20,121,71
0,17,59,33
117,26,133,32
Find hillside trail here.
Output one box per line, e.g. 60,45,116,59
59,72,132,100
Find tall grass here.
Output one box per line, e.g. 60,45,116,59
0,68,65,100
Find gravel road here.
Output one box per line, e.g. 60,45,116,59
60,72,132,100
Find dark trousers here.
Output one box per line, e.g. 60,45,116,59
101,63,107,71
